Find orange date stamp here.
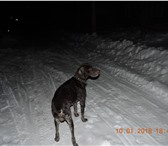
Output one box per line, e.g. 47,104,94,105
116,128,168,135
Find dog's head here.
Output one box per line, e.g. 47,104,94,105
75,63,100,80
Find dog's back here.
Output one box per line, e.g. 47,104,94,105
51,77,85,119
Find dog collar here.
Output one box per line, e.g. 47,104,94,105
74,76,87,85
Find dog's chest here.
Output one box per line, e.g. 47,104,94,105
76,87,86,100
72,79,86,100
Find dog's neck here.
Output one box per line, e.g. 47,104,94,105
74,76,87,85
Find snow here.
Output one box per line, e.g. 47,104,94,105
0,31,168,146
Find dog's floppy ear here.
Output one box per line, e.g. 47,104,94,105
78,66,84,75
77,65,88,79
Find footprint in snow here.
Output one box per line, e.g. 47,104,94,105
114,115,123,123
85,124,93,129
101,140,111,146
2,135,12,144
114,115,123,120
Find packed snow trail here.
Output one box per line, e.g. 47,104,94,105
0,34,168,146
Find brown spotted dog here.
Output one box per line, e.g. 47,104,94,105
51,63,100,146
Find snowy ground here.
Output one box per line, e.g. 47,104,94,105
0,31,168,146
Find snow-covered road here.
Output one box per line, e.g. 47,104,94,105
0,33,168,146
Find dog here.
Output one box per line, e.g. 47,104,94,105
51,63,100,146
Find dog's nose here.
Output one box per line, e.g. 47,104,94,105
97,69,100,75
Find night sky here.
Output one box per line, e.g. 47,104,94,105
1,1,168,36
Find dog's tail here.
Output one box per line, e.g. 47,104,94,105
57,109,65,122
51,103,65,122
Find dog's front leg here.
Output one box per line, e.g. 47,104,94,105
54,119,60,142
74,102,79,117
65,115,78,146
80,99,88,122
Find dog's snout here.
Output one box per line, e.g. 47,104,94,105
97,69,100,75
94,68,100,75
95,69,100,77
89,68,100,78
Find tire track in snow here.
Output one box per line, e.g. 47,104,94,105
87,101,133,145
89,65,167,145
87,85,158,145
0,64,41,144
28,52,74,145
0,78,30,144
99,65,168,122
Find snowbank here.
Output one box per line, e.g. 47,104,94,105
71,33,168,104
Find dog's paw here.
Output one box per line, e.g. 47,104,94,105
81,118,88,122
55,136,60,142
73,142,79,146
74,113,79,117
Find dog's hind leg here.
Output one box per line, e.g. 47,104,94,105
54,119,60,142
65,115,78,146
